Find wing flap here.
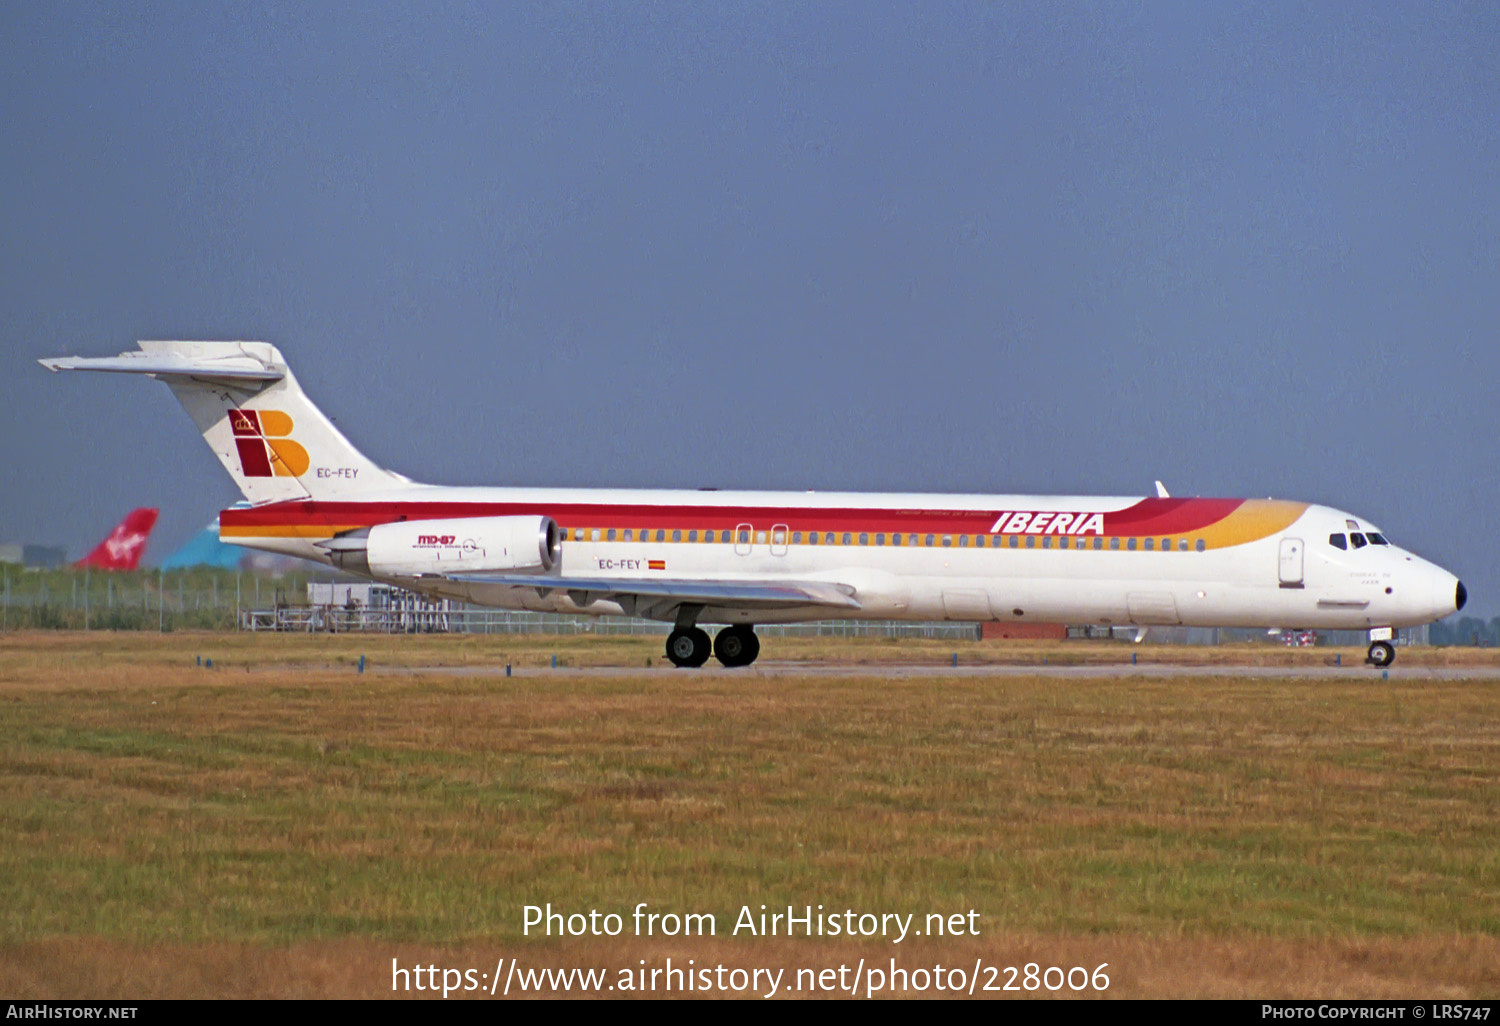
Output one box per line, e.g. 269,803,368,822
437,573,861,611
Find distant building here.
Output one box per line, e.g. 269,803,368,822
0,543,67,568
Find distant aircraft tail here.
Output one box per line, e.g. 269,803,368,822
75,507,159,571
40,342,410,504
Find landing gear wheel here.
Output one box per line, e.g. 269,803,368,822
1366,640,1395,668
713,626,761,668
666,627,712,668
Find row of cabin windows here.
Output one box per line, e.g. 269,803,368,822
565,526,1208,552
1328,531,1389,551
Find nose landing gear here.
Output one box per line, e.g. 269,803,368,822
1365,640,1395,667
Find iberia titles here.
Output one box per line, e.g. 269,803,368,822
989,511,1106,536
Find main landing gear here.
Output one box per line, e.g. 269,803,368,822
665,624,760,668
712,625,760,668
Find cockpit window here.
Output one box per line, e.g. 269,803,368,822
1350,533,1368,549
1367,533,1388,545
1329,533,1347,550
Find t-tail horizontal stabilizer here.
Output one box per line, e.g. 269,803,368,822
41,341,409,504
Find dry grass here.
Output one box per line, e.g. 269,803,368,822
5,627,1500,676
1,631,1497,998
5,934,1497,999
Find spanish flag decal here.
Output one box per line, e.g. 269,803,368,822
648,559,666,571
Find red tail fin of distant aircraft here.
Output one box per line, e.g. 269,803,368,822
75,508,159,571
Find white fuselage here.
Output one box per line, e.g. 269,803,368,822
221,485,1463,631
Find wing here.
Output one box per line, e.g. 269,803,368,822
436,573,861,612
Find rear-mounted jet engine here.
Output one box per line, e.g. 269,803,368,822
319,515,560,576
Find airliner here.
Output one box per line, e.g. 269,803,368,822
75,507,158,571
42,342,1465,668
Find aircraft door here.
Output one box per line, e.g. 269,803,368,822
1278,537,1304,588
734,522,753,556
770,523,789,556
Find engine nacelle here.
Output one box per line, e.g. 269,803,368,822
335,515,560,577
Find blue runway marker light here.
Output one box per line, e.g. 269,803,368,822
505,664,512,678
358,655,365,674
1335,654,1341,666
951,652,957,667
204,658,212,668
552,654,557,669
196,655,201,667
1131,652,1137,665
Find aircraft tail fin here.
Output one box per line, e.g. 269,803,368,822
41,342,410,504
75,507,159,571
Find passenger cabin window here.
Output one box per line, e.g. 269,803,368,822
1350,533,1368,549
792,531,802,544
737,530,749,544
1041,537,1052,549
826,533,836,545
624,529,633,541
1178,538,1189,552
875,533,885,546
1009,536,1018,549
974,535,985,548
858,533,868,546
1143,538,1154,551
1109,537,1120,550
842,533,853,545
891,533,901,546
808,532,819,545
1329,534,1347,550
1160,538,1170,552
592,529,601,542
925,534,935,547
1095,537,1105,550
1195,538,1205,552
687,530,697,542
607,529,616,541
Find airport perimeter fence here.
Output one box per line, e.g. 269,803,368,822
237,604,984,639
0,565,1463,645
0,565,318,632
0,565,983,639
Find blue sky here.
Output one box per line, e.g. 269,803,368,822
2,2,1496,613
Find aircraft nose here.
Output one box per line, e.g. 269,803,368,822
1456,580,1467,613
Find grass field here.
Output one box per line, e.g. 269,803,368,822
1,631,1496,998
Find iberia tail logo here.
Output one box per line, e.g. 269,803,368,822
229,409,309,477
